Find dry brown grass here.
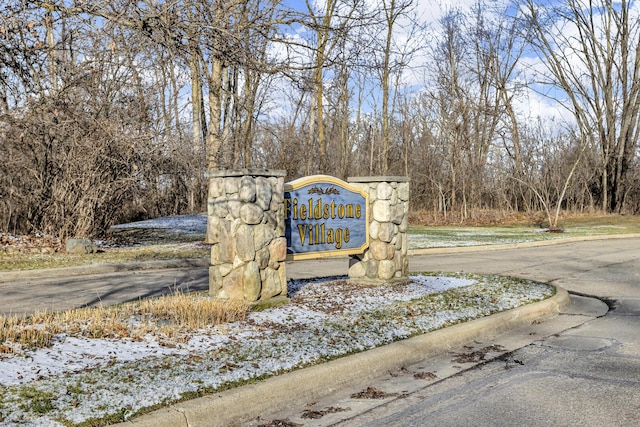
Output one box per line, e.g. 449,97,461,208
409,209,537,227
0,293,249,355
0,313,60,353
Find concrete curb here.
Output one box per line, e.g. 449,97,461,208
118,285,570,427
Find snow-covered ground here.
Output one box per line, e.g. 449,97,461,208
0,274,554,426
111,214,208,235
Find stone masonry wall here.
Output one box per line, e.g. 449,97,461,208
347,177,410,284
207,169,287,303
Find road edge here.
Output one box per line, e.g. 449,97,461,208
0,258,209,284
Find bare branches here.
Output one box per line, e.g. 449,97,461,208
520,0,640,212
3,0,640,237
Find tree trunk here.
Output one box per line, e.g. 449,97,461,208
207,57,224,171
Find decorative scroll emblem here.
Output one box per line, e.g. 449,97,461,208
308,186,341,195
284,175,369,260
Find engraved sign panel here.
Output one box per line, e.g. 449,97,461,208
284,175,369,260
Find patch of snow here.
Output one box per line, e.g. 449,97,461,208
0,335,187,385
111,214,207,234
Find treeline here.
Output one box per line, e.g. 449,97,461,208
1,0,639,237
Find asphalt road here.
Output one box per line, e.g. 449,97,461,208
0,262,210,316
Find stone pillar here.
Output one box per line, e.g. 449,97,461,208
207,169,288,305
347,177,410,285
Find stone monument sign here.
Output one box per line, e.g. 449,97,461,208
207,170,409,304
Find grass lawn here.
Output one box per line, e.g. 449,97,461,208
408,214,640,249
0,244,210,272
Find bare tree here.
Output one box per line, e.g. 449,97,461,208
300,0,362,173
0,2,157,236
372,0,422,175
521,0,640,213
511,120,590,229
426,7,504,219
